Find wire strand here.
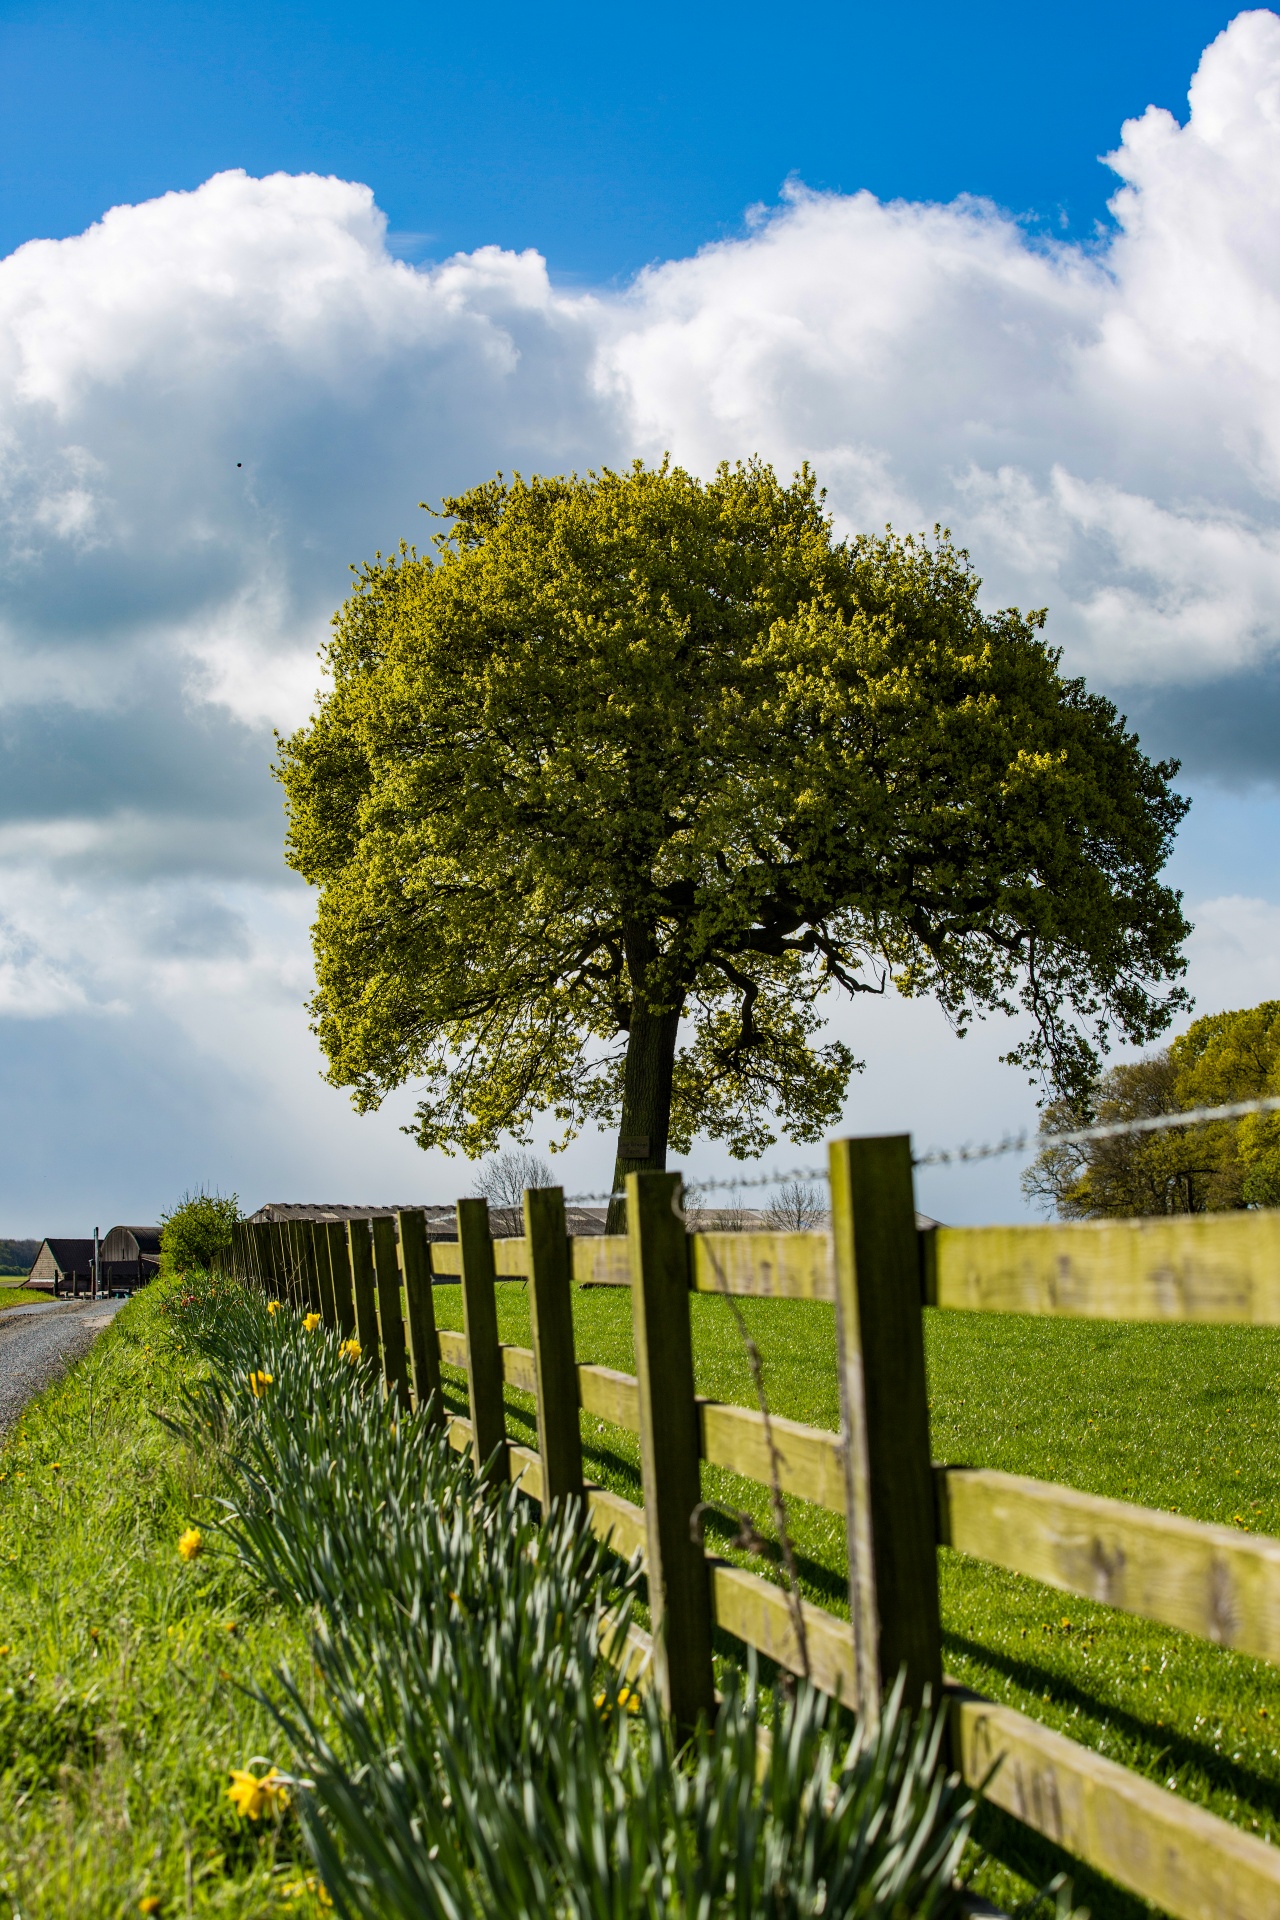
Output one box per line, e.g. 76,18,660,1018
560,1092,1280,1201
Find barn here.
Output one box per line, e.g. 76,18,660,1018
99,1225,162,1295
27,1238,96,1296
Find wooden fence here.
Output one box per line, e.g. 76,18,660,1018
225,1136,1280,1920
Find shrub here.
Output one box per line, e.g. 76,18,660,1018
159,1188,240,1275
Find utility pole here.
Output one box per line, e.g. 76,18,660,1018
93,1227,99,1301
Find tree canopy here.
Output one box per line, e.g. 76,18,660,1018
277,459,1190,1203
1025,1000,1280,1217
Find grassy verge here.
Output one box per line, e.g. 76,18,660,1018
0,1282,324,1918
429,1279,1280,1918
0,1287,51,1309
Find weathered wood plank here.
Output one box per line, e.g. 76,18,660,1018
578,1364,640,1430
585,1485,648,1564
628,1170,716,1732
830,1134,942,1719
429,1242,462,1276
950,1685,1280,1920
325,1222,356,1338
525,1187,584,1511
371,1216,411,1409
939,1466,1280,1662
709,1560,857,1705
690,1231,834,1302
457,1198,507,1480
700,1402,845,1514
500,1344,537,1392
299,1222,324,1316
572,1238,632,1288
492,1237,529,1276
347,1219,381,1369
438,1327,468,1369
399,1210,443,1423
507,1441,543,1502
311,1222,338,1327
927,1211,1280,1323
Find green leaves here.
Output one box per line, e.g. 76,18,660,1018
168,1278,981,1919
277,459,1190,1174
1023,998,1280,1216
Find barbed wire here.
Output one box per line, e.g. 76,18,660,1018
913,1092,1280,1167
561,1092,1280,1202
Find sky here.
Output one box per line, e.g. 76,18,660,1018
0,0,1277,1230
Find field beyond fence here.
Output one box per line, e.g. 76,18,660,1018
224,1136,1280,1920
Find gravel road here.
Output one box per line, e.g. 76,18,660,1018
0,1298,125,1437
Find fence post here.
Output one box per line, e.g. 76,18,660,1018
457,1198,507,1480
828,1133,942,1723
268,1222,288,1300
348,1219,381,1370
525,1186,583,1512
304,1222,327,1316
326,1222,356,1338
283,1222,304,1306
311,1221,338,1326
399,1209,443,1423
627,1169,716,1736
372,1216,411,1409
252,1222,273,1292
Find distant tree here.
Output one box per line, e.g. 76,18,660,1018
160,1189,240,1274
764,1180,828,1232
277,459,1190,1231
474,1149,555,1235
1023,999,1280,1216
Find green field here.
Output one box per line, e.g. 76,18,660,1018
430,1280,1280,1919
0,1275,1276,1917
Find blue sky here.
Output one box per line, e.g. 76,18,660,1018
0,0,1239,276
0,2,1277,1231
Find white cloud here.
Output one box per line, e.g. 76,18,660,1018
2,15,1280,1219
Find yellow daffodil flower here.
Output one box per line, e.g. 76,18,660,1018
248,1370,273,1398
340,1338,361,1361
303,1312,321,1332
226,1766,290,1820
138,1898,162,1915
266,1299,283,1314
177,1527,203,1561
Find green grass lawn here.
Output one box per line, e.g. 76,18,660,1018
0,1287,50,1309
430,1280,1280,1919
0,1285,327,1918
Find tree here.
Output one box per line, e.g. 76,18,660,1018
160,1188,240,1274
765,1180,829,1232
1023,999,1280,1217
473,1148,555,1236
277,459,1190,1225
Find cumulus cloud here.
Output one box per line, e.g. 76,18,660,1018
2,12,1280,1217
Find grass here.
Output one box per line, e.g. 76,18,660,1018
1,1263,1274,1917
0,1283,327,1918
429,1279,1280,1919
0,1283,50,1309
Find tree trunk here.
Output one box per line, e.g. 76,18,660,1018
604,949,684,1233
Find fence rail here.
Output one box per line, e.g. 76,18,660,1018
225,1142,1280,1920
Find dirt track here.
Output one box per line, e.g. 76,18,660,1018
0,1298,125,1437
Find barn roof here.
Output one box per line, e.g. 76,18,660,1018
30,1237,95,1274
246,1202,608,1239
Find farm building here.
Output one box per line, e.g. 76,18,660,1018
99,1225,162,1294
245,1202,608,1239
27,1237,96,1296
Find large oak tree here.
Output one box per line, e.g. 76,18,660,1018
277,459,1190,1214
